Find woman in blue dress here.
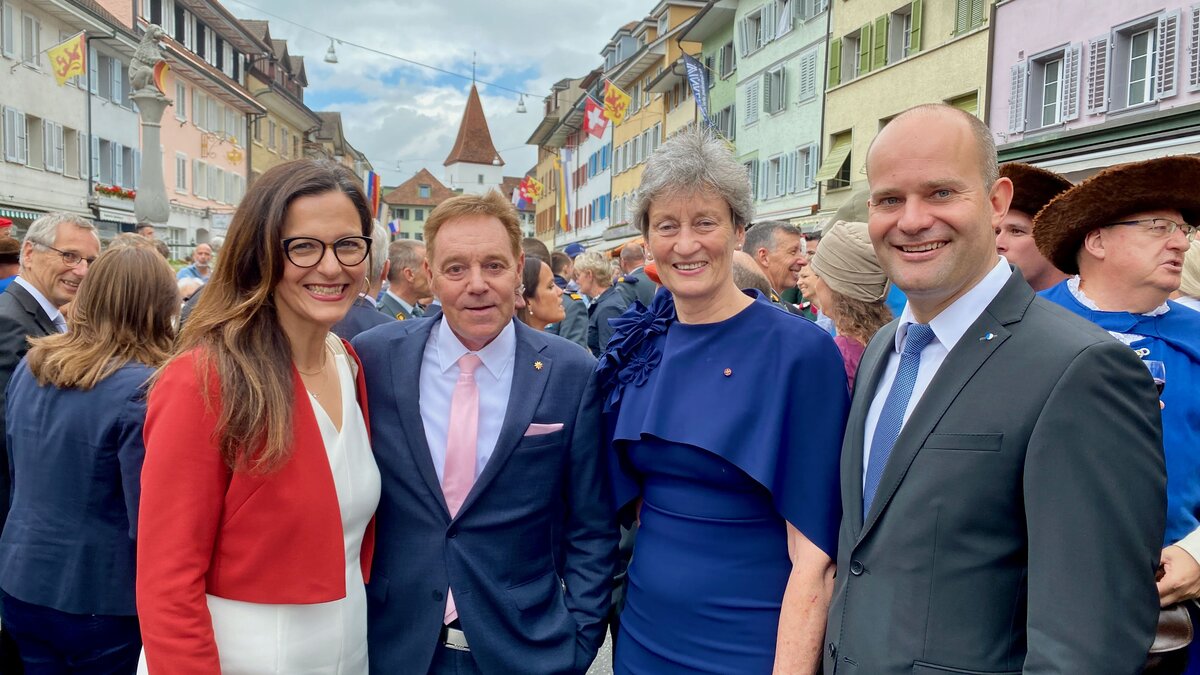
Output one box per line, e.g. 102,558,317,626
597,128,850,674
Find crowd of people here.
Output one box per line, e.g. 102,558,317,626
0,101,1195,675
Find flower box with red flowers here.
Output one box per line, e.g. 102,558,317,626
95,184,136,200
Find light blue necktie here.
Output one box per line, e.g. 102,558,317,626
863,323,936,519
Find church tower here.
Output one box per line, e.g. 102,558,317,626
443,84,505,195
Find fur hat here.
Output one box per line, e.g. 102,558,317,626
999,163,1071,218
1033,156,1200,275
0,237,19,265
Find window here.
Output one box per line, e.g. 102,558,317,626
767,155,786,198
888,2,922,63
477,174,484,184
203,27,215,66
208,98,221,135
1,3,15,58
293,136,300,158
399,208,410,220
738,8,771,56
160,0,175,37
419,184,431,199
193,90,206,130
744,77,760,124
21,12,39,67
719,41,735,78
76,132,86,179
765,66,787,114
954,0,986,35
797,144,818,191
713,104,736,140
63,128,79,177
815,131,852,189
415,232,424,241
1040,59,1063,126
743,160,759,198
2,107,27,164
657,14,668,35
175,153,187,192
211,166,223,202
182,11,195,50
1127,29,1155,107
193,160,206,197
267,120,276,149
41,120,63,172
775,0,794,39
415,208,425,221
123,146,136,188
222,42,234,78
280,128,289,157
175,83,187,121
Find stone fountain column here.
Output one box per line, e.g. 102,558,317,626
132,91,171,224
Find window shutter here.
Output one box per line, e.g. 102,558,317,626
745,79,760,124
955,0,970,35
779,67,787,110
762,9,775,48
1085,34,1110,114
0,4,11,58
807,144,819,189
90,134,99,179
1190,6,1200,91
873,15,888,69
828,37,842,87
16,112,25,165
777,0,793,39
1156,10,1181,100
113,143,124,187
757,160,769,200
77,133,86,178
799,49,817,100
909,0,923,53
763,70,773,114
1062,43,1082,121
88,46,98,94
133,149,141,189
737,19,748,57
787,151,799,193
1008,62,1027,133
43,121,53,171
857,23,872,74
970,0,985,30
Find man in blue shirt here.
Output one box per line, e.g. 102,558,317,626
176,243,212,282
1035,156,1200,618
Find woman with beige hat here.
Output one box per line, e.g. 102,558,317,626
808,220,892,389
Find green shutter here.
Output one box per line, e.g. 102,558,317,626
873,15,889,68
857,22,872,74
909,0,922,53
828,37,842,87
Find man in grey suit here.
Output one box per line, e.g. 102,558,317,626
823,104,1165,674
378,239,430,320
615,243,655,307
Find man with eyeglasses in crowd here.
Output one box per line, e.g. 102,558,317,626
1036,157,1200,634
0,212,100,670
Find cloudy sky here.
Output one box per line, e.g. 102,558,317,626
224,0,652,188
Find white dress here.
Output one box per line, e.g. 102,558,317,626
138,352,380,674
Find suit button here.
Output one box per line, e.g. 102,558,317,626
827,643,836,659
447,531,457,539
432,589,443,601
849,560,865,576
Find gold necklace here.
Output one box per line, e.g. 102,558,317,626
295,347,328,376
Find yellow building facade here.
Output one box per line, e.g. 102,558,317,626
818,0,992,214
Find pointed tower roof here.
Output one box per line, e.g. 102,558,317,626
444,84,504,167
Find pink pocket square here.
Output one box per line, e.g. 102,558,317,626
524,423,564,436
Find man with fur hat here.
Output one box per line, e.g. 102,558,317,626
1036,155,1200,627
996,163,1072,291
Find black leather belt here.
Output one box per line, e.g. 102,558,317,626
440,625,470,652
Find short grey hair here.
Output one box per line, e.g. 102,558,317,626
369,223,389,280
573,252,614,288
870,103,999,189
620,243,645,265
634,128,753,237
21,212,96,271
743,221,801,256
387,239,425,283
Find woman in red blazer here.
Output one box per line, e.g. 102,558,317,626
137,159,381,674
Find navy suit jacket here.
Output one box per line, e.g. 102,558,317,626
0,361,150,616
333,296,394,341
353,318,615,675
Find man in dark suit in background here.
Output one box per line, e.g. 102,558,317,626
548,251,588,350
353,191,615,675
333,223,394,340
378,239,430,320
0,212,100,672
615,243,655,307
824,104,1165,674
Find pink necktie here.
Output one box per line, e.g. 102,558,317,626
443,353,482,624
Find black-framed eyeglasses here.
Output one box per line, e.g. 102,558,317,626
1107,218,1197,241
281,236,371,268
36,243,97,268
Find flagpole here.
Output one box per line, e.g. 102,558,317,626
85,31,94,206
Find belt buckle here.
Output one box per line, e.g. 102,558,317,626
441,626,470,652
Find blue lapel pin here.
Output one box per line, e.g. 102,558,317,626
979,332,996,342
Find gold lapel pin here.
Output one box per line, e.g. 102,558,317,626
723,368,732,377
534,361,544,370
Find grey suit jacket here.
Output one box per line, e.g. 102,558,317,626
825,269,1165,675
0,281,58,528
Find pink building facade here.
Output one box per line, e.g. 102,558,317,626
989,0,1200,180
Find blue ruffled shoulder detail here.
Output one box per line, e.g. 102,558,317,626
595,288,677,412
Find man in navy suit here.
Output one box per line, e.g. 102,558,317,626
333,223,394,340
353,191,615,675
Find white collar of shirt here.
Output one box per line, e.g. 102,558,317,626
13,276,64,329
435,317,515,380
386,290,416,316
893,257,1012,354
1066,275,1170,317
358,293,378,308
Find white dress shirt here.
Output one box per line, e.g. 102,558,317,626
419,318,516,483
862,257,1012,485
13,276,65,332
385,290,418,317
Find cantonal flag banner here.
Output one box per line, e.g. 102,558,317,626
521,175,544,203
47,32,86,86
602,80,632,125
583,96,609,139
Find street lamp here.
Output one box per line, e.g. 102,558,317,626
516,94,527,114
324,39,339,64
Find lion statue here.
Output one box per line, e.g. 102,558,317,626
129,25,167,98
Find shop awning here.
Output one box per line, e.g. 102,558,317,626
0,207,42,221
814,136,853,181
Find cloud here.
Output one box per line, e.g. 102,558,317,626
226,0,652,186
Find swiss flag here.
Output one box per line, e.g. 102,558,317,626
584,95,609,139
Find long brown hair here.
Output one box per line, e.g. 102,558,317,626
171,159,372,472
827,288,893,346
26,246,177,389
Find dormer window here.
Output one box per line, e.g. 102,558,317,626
419,184,431,199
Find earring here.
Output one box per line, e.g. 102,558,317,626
359,277,370,297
